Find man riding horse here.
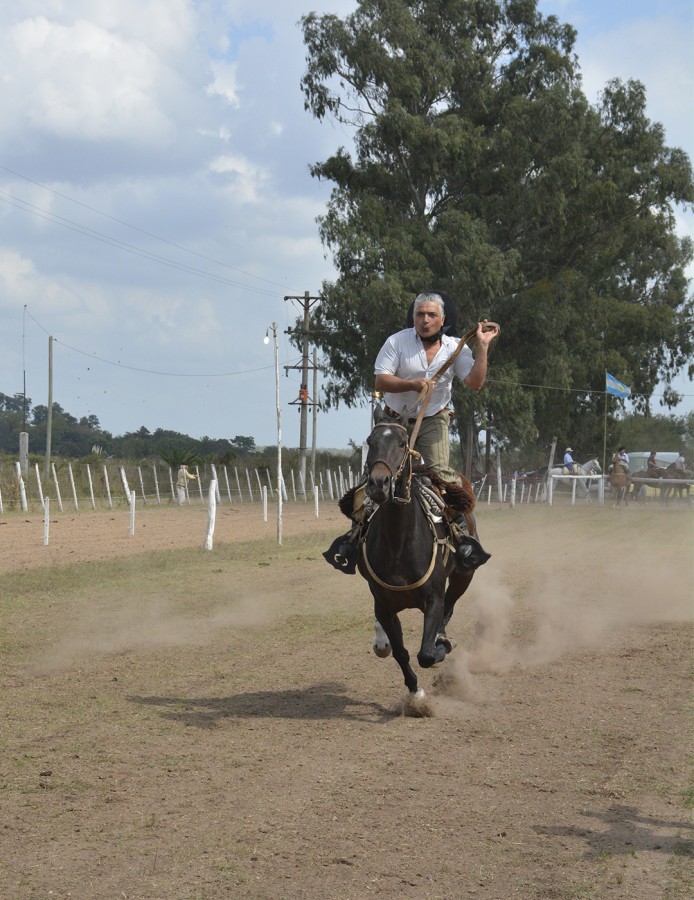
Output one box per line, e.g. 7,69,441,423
324,290,499,574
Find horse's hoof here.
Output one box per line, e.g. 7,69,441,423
403,688,433,718
435,634,457,653
373,641,392,658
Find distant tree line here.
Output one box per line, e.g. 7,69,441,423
0,392,258,462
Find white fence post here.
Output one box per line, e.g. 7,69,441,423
119,467,131,503
104,465,113,509
86,464,96,509
204,479,217,550
211,465,222,503
35,463,45,509
15,462,27,512
51,464,64,513
138,466,147,504
68,463,79,510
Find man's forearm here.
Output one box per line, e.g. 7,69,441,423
375,373,425,394
463,345,489,391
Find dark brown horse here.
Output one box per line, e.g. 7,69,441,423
358,406,486,707
660,463,691,502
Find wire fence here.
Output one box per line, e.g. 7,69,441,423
0,459,361,515
2,457,690,516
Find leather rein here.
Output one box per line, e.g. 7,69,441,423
362,421,450,592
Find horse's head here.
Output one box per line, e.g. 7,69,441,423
586,459,601,474
365,406,411,504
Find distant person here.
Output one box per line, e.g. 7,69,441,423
610,446,629,475
675,452,686,472
563,447,575,474
616,446,630,473
647,451,659,475
177,464,197,505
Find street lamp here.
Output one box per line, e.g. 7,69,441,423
265,323,282,545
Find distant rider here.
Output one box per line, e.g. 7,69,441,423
563,448,575,474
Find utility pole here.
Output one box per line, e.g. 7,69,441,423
311,347,318,482
44,335,53,481
284,291,320,496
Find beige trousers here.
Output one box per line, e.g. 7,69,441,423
408,410,462,486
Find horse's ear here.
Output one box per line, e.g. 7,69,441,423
374,404,384,424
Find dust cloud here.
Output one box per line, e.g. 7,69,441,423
436,515,693,702
31,589,281,675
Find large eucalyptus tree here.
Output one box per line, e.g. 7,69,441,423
300,0,693,461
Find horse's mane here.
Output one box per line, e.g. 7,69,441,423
338,467,475,519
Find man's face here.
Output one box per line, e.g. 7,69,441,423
414,302,444,340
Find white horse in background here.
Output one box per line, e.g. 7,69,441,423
546,458,602,497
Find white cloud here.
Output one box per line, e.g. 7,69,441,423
5,16,172,141
208,154,269,204
206,60,241,107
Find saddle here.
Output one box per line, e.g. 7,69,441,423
338,467,476,520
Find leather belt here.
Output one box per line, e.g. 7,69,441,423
384,403,448,423
384,404,417,423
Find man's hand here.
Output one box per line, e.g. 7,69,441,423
476,319,500,348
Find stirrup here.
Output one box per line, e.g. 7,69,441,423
322,534,359,574
453,534,491,571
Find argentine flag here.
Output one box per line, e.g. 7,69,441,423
605,372,631,398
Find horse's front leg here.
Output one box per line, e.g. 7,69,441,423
372,619,391,658
374,605,419,694
418,589,447,669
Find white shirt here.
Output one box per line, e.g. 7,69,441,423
374,328,474,418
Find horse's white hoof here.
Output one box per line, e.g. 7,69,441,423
373,642,392,658
403,688,433,717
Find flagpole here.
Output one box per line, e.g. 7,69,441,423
602,371,608,476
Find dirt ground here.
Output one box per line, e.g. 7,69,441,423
0,500,692,899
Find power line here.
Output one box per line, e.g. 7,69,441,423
487,376,693,400
0,163,290,291
0,189,280,296
56,339,275,378
24,308,275,378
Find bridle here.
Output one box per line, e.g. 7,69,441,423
366,420,417,504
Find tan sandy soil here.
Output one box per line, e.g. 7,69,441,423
0,501,692,899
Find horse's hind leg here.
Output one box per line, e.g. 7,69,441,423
375,608,418,694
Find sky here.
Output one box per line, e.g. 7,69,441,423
0,0,692,452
